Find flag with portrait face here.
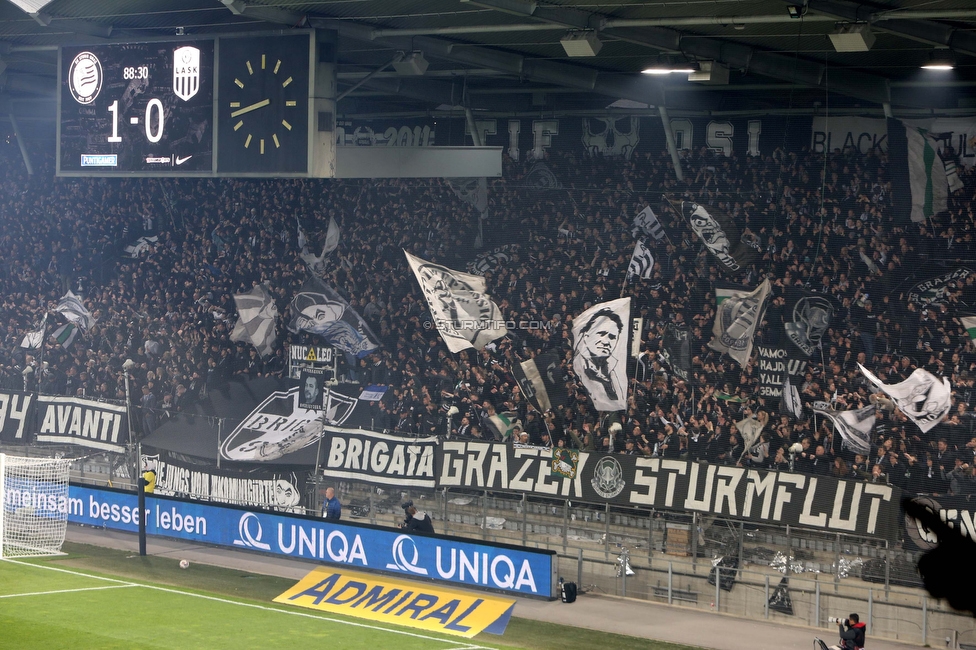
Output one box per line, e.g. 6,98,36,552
572,297,631,412
288,276,380,358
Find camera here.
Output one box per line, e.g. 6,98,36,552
828,617,849,626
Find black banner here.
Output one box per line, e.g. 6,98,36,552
35,395,129,453
141,451,310,514
0,391,35,443
905,495,976,549
755,345,808,399
322,428,439,488
437,441,901,539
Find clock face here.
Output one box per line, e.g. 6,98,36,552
217,34,310,174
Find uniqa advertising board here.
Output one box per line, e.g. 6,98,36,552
65,484,555,598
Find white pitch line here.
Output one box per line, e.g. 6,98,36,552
0,584,135,599
1,558,500,650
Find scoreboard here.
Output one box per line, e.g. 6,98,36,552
59,41,215,174
56,32,330,177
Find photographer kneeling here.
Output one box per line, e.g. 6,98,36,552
827,613,866,650
399,500,434,534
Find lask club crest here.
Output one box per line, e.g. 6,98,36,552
220,386,356,462
173,46,201,101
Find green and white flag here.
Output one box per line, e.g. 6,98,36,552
888,118,961,224
487,411,520,441
51,322,78,349
962,315,976,346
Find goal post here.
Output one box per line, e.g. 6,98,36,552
0,453,73,559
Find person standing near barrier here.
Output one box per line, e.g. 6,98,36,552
321,486,341,521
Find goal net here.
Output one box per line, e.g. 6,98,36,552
1,453,72,559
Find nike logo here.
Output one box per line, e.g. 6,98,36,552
175,155,192,165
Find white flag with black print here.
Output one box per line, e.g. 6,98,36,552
627,240,654,280
858,364,951,434
632,205,665,240
230,284,278,358
709,279,771,367
405,250,508,354
56,290,94,331
572,297,631,412
20,313,47,350
812,404,876,455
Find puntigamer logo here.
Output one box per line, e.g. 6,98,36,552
68,51,102,105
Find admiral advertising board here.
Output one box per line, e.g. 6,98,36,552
65,484,556,598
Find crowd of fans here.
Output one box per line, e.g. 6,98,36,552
2,130,976,500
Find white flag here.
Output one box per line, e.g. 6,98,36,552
627,240,654,279
736,415,765,461
56,290,94,331
20,313,47,349
405,250,508,354
322,216,340,256
812,404,876,455
572,297,631,412
858,363,951,434
709,279,771,367
632,205,665,240
229,284,278,358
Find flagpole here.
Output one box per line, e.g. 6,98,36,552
36,312,49,386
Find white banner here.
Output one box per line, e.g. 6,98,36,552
812,116,976,165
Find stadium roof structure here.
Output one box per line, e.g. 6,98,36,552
0,0,975,134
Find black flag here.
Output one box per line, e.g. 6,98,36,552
768,577,794,615
659,323,691,382
783,289,836,357
512,357,552,413
537,352,569,411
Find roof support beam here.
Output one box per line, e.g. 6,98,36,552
467,0,894,106
798,0,976,57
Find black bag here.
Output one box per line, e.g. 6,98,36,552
560,581,577,603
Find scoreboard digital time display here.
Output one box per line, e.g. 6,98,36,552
58,40,215,175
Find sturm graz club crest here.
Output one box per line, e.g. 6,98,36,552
220,386,356,462
173,46,201,101
68,51,102,105
590,456,626,499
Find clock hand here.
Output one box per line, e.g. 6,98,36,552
230,98,271,118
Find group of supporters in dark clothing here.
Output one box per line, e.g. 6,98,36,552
1,131,975,501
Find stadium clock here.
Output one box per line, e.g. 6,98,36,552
216,33,311,175
58,40,215,175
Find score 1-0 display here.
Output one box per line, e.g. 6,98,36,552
58,41,214,174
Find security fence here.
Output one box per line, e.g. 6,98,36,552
331,477,975,648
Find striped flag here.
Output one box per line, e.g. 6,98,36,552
962,315,976,346
627,240,654,279
888,118,959,224
56,290,94,331
51,323,79,349
487,411,520,441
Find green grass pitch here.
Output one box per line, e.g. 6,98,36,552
0,543,701,650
